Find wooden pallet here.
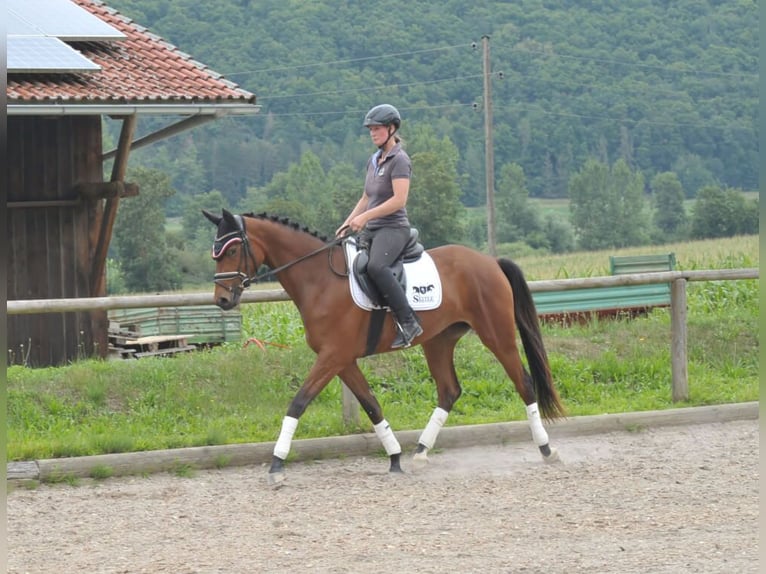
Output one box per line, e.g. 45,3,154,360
126,335,196,358
108,323,196,359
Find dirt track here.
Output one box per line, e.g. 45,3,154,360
7,418,758,574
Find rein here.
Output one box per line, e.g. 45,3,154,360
214,222,348,292
251,236,346,283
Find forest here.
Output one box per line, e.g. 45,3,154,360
102,0,758,291
105,0,757,200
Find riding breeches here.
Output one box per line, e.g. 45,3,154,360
362,226,414,321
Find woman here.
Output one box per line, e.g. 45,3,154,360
336,104,423,348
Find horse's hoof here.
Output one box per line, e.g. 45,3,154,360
412,450,429,466
543,447,561,464
267,471,287,487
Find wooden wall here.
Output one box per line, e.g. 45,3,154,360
7,116,107,366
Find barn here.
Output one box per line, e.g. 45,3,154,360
7,0,259,366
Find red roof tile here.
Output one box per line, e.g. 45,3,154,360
8,0,255,105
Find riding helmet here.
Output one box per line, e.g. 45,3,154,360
363,104,401,130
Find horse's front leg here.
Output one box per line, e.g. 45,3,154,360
268,355,343,486
338,362,403,474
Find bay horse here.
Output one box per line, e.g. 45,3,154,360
204,209,565,485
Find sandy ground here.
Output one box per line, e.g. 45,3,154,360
7,418,759,574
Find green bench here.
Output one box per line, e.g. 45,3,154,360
532,253,676,320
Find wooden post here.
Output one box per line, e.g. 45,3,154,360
670,278,689,402
482,35,497,256
90,114,137,296
341,383,360,426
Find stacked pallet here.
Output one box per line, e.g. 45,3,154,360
108,321,196,360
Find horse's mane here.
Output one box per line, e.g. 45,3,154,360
242,212,330,242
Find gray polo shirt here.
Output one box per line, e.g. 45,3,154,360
364,142,412,229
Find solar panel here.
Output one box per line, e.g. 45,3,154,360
8,36,101,74
8,0,126,41
8,10,46,36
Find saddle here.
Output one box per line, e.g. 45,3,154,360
351,228,425,306
344,230,441,356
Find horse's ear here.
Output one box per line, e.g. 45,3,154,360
202,209,222,226
221,209,238,227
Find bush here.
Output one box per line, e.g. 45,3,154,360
691,186,759,239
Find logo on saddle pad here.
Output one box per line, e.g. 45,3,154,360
343,239,442,311
411,283,436,304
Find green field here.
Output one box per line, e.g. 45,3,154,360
6,235,759,465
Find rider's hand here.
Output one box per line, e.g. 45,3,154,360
348,214,367,233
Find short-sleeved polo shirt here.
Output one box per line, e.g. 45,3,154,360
364,143,411,229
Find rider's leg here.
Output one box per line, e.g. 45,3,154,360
365,226,423,348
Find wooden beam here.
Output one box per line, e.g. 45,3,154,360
90,115,136,295
74,181,139,201
7,182,139,209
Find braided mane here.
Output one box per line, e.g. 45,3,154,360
242,212,330,242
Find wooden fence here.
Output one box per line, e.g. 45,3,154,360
7,268,758,416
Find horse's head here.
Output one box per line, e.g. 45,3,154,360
203,208,258,310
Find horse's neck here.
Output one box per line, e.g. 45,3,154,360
257,225,328,305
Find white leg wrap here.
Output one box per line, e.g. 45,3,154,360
274,416,299,459
418,407,449,450
526,403,549,447
374,419,402,456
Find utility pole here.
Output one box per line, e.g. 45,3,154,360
482,35,497,256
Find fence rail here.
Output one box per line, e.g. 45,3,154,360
6,268,756,314
7,268,759,409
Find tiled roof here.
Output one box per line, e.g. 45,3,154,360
7,0,255,105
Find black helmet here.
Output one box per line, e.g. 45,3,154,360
363,104,401,130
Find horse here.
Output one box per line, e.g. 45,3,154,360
204,209,565,485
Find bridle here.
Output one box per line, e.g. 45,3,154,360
212,215,258,294
212,216,349,295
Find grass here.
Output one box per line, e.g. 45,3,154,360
5,235,759,462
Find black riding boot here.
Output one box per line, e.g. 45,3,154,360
391,312,423,349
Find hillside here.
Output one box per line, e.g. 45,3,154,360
105,0,757,208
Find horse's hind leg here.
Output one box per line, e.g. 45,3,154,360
473,321,559,463
415,325,469,463
338,362,403,473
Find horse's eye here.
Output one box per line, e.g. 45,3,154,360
227,247,238,257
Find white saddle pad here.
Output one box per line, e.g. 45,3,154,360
344,240,442,311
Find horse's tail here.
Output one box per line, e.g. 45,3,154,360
498,258,566,421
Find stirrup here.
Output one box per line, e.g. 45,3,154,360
391,319,423,349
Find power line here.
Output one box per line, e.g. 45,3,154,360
223,42,477,77
240,97,754,135
257,73,485,101
213,37,754,134
253,101,478,119
498,101,756,134
505,45,758,80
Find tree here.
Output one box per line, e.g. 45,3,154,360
405,126,466,247
568,158,649,250
408,151,466,247
181,190,228,252
691,186,759,239
671,153,717,198
239,151,337,237
112,167,182,292
494,162,546,248
650,171,687,239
